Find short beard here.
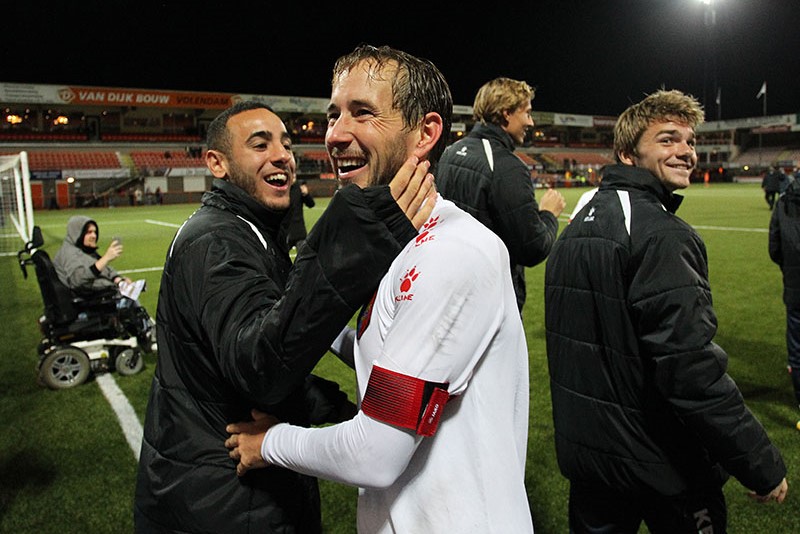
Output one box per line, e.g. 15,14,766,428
225,157,291,211
226,159,256,197
373,133,411,186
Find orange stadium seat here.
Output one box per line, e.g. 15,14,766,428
545,151,614,167
21,151,122,170
129,151,205,170
299,150,330,161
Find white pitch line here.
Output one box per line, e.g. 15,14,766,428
145,219,182,228
693,225,767,233
96,373,143,460
558,215,768,233
94,217,175,460
120,266,164,274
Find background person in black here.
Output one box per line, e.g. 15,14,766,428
762,165,786,210
436,77,565,312
769,176,800,430
286,178,315,251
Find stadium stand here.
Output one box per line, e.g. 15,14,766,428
544,151,614,168
734,147,798,168
129,151,205,169
2,81,798,211
4,151,122,170
102,133,201,143
0,131,87,142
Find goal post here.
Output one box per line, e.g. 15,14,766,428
0,151,34,257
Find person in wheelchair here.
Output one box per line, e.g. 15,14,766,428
53,215,155,351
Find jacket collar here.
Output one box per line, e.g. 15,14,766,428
203,178,290,240
468,122,516,152
601,164,684,213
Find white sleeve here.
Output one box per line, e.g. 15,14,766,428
262,411,421,489
373,231,507,395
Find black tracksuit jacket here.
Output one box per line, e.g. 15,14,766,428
436,122,558,310
135,178,416,533
545,165,786,497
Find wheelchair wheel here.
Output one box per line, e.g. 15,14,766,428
39,347,90,389
115,348,144,376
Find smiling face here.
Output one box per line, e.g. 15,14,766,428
82,223,98,248
619,119,697,191
325,60,419,188
503,100,534,145
206,107,294,210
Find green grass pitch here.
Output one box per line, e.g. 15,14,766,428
1,183,797,533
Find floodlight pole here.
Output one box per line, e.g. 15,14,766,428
702,0,720,121
758,85,767,168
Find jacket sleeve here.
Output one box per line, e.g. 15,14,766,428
200,184,416,407
489,151,558,266
768,205,782,265
630,227,786,495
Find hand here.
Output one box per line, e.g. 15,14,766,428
225,409,280,477
300,183,309,195
539,188,567,218
389,156,437,230
748,477,788,504
104,240,123,262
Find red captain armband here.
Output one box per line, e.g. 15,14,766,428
361,365,451,437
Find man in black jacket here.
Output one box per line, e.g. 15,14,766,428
133,101,435,533
436,77,565,312
545,89,787,533
769,176,800,430
762,166,785,210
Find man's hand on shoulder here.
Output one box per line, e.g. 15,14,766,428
389,156,437,230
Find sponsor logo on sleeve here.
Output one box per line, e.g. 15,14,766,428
395,267,420,302
415,215,439,247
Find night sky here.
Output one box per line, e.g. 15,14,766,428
6,0,799,120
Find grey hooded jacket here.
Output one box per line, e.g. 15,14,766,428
53,215,119,295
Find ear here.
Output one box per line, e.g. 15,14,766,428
617,149,635,166
412,112,444,159
205,149,229,179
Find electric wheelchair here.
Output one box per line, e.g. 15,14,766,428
18,226,153,389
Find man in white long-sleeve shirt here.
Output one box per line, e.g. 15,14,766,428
226,44,534,533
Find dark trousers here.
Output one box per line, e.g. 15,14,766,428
787,306,800,406
766,190,778,209
568,482,727,534
786,306,800,370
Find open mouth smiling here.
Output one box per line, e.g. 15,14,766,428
336,157,367,176
265,173,289,187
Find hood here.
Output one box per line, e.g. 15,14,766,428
65,215,98,251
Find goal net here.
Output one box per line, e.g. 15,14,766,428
0,151,34,257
